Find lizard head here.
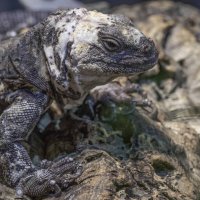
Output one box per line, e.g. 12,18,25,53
42,9,158,93
70,10,158,78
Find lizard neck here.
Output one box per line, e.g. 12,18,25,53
41,9,88,98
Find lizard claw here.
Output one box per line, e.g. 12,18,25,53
15,156,82,198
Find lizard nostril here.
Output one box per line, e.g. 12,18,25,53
139,37,154,53
148,37,153,43
143,44,150,52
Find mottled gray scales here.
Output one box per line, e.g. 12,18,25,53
0,8,158,198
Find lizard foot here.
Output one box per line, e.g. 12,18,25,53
15,156,82,198
91,82,149,105
91,82,157,116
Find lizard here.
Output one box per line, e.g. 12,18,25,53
0,8,158,198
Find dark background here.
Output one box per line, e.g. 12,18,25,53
86,0,200,7
0,0,200,11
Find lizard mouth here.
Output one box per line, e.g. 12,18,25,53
79,53,158,75
101,51,158,74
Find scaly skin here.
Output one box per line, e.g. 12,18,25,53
0,8,158,198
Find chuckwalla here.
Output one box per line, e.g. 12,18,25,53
0,8,158,198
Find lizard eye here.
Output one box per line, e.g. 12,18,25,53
100,37,121,52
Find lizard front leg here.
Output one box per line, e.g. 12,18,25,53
0,90,82,198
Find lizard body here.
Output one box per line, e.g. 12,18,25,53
0,8,158,198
